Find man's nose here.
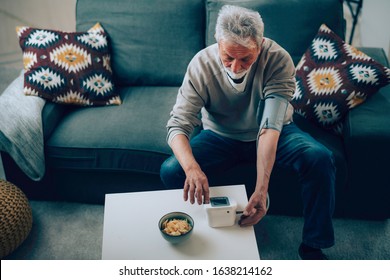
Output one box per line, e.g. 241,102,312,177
230,60,242,73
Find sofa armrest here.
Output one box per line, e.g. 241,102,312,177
42,102,70,141
357,47,389,67
0,65,69,142
342,47,390,218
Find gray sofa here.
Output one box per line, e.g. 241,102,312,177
1,0,389,220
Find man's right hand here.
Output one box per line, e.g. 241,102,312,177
183,166,210,205
169,134,210,205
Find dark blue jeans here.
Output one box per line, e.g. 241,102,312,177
160,123,335,249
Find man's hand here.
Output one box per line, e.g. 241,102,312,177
238,128,279,226
183,167,210,205
169,134,210,205
238,191,267,226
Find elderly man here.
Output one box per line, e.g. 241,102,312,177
160,5,335,260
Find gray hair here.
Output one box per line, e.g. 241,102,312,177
215,5,264,48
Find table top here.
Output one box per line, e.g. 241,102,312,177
102,184,260,260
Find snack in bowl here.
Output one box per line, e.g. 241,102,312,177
158,212,194,244
162,218,192,236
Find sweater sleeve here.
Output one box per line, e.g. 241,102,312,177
262,45,296,101
166,58,207,145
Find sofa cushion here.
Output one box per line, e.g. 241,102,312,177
206,0,344,65
17,23,121,106
291,24,390,134
46,86,178,174
76,0,205,87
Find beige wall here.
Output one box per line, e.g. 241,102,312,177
360,0,390,60
0,0,76,67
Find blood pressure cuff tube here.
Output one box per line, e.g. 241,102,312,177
256,94,289,135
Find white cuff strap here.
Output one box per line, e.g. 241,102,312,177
257,94,289,133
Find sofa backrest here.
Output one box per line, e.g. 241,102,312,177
76,0,344,87
76,0,205,87
206,0,345,65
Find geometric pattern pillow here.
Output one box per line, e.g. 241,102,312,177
16,23,121,106
291,24,390,134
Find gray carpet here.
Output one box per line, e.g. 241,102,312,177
4,200,390,260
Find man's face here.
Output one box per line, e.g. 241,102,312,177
218,39,260,75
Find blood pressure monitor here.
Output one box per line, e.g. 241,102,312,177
204,196,237,227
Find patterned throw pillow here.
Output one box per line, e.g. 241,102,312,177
291,24,390,134
16,23,121,106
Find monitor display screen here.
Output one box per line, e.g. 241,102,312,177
210,196,230,207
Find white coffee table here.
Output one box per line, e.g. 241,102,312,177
101,184,260,259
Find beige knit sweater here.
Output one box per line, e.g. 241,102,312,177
167,39,296,144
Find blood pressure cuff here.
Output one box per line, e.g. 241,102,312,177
256,94,289,134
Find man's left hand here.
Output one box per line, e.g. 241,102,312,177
238,191,267,226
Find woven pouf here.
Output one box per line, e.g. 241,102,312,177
0,179,33,259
